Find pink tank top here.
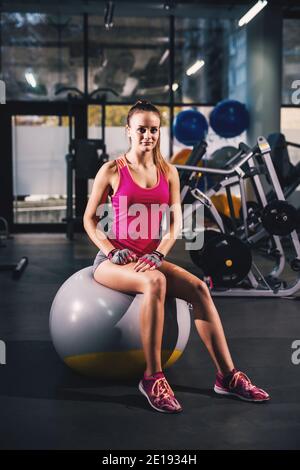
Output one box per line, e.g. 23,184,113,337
107,155,170,257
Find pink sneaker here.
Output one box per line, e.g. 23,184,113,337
139,371,183,413
214,368,270,402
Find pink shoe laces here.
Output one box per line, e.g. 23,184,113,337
229,371,255,391
151,377,180,409
229,371,268,398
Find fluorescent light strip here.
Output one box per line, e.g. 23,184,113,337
186,59,205,76
159,49,169,66
238,0,268,27
25,72,37,88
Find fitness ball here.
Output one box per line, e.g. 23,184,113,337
209,100,249,138
49,267,191,379
173,109,208,146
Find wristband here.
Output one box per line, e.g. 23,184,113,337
152,250,165,260
107,248,119,260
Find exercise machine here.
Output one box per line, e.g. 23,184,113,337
176,137,300,298
0,217,28,280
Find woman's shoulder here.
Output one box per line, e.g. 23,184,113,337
105,156,124,174
164,161,179,182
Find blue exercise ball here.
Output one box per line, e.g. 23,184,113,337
173,109,208,146
209,99,249,138
49,267,191,379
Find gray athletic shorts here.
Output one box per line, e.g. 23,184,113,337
92,249,109,275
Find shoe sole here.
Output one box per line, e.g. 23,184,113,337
214,385,270,402
138,381,183,413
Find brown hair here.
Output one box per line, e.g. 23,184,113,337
126,99,169,177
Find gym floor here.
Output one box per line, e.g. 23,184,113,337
0,234,300,450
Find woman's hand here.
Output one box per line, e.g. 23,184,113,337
134,250,165,272
108,248,138,265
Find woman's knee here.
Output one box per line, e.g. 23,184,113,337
191,279,211,302
143,271,167,297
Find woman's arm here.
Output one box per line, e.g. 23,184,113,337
155,163,183,257
83,161,117,256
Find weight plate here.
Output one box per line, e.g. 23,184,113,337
261,200,297,236
190,231,252,287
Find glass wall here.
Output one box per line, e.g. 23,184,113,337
0,13,242,105
12,115,69,223
282,19,300,105
174,18,235,103
281,107,300,164
1,13,84,100
87,16,170,102
1,11,296,107
281,107,300,201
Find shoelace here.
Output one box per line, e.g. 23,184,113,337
152,378,174,400
229,371,255,391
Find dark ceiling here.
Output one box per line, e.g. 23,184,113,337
1,1,300,19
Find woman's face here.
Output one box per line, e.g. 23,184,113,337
126,111,160,153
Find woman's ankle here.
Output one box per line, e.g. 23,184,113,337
144,369,163,378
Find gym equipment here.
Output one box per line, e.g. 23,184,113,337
0,217,28,280
211,193,241,220
267,133,300,192
291,258,300,272
209,99,249,138
178,140,208,195
190,230,252,287
0,256,28,280
239,201,261,224
175,144,240,218
49,267,191,379
173,109,208,146
170,148,193,166
205,146,239,169
55,86,119,240
176,136,300,297
261,200,298,236
204,146,240,195
65,138,108,240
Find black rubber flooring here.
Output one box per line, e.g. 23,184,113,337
0,233,300,450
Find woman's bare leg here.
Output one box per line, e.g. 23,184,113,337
158,261,234,375
191,290,234,375
94,261,167,376
139,277,167,376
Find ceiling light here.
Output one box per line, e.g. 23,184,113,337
238,1,268,27
186,60,205,76
104,1,115,30
25,72,37,88
159,50,169,66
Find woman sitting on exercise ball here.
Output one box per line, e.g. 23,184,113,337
83,99,270,414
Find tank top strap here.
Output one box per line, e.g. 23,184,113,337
115,155,128,170
113,155,131,193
